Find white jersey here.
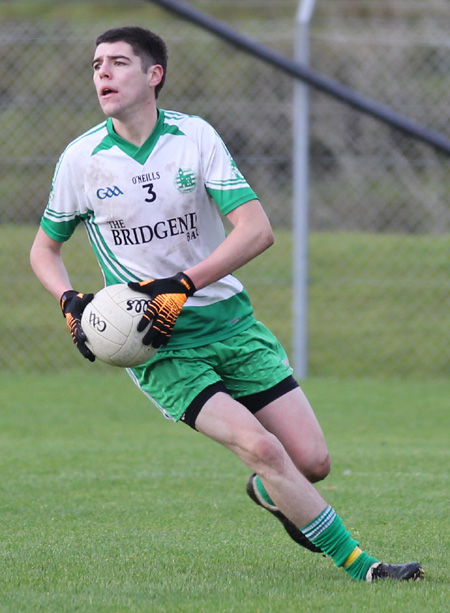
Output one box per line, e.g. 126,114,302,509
41,109,258,349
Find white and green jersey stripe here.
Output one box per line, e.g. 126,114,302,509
41,109,258,349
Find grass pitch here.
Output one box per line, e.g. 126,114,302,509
0,370,448,612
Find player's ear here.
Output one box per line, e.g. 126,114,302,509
148,65,164,90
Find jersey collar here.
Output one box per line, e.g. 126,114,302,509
105,110,165,164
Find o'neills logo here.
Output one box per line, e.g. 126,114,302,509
109,212,198,245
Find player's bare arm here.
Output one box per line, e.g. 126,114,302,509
184,198,274,291
30,227,73,300
31,227,95,361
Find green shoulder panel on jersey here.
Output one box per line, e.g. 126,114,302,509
159,290,256,350
63,121,107,154
90,132,116,157
42,122,108,241
57,121,108,161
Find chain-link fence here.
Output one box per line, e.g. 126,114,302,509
1,1,449,377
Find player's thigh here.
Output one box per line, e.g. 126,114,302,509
195,392,285,472
255,386,331,482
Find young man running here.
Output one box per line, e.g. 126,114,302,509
30,26,423,583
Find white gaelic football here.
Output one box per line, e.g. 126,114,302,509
81,284,157,367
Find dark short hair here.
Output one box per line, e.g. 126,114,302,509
95,26,168,98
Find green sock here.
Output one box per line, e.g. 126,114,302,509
345,550,378,581
301,506,378,580
254,475,276,507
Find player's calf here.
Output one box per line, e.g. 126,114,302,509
246,473,323,553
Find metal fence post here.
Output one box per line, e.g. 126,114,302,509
293,0,316,378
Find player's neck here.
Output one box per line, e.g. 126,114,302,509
111,106,158,147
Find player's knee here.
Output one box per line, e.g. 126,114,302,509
245,431,286,473
303,452,331,483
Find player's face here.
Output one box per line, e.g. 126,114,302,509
92,41,159,121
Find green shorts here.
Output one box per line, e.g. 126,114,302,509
127,321,295,424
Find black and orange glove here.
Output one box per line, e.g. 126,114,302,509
128,272,196,348
60,290,95,362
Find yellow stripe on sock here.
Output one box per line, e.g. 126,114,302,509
343,546,363,568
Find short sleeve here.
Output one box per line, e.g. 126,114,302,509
200,122,258,215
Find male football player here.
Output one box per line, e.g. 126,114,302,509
30,26,423,582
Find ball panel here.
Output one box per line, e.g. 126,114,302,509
81,284,157,367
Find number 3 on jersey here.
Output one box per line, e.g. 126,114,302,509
142,182,157,203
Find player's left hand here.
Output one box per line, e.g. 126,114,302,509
128,272,196,348
60,290,95,362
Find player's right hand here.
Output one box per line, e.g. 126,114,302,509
60,290,95,362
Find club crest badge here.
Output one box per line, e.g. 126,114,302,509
174,168,197,193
